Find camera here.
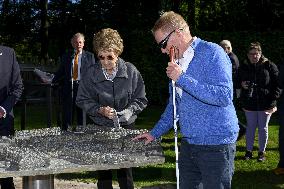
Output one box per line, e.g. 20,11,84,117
246,81,256,98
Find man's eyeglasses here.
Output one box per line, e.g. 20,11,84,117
158,30,175,49
98,55,115,60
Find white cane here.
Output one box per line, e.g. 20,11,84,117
170,46,179,189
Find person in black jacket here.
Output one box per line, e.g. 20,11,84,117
274,62,284,174
238,42,281,161
0,45,24,189
51,33,95,131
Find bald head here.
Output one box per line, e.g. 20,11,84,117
220,40,232,54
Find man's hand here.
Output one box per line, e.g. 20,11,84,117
132,132,155,145
98,106,115,119
41,78,51,84
166,61,183,82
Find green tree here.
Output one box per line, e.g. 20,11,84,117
40,0,49,64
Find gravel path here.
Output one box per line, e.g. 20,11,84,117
13,177,175,189
14,177,119,189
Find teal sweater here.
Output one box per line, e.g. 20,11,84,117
150,38,239,145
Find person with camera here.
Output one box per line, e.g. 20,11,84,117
238,42,281,161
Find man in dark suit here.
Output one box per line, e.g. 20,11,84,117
52,33,95,131
0,45,24,189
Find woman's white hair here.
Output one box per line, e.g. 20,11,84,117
220,40,232,52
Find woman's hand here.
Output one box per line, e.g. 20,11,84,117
98,106,115,119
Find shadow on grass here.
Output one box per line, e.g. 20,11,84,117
55,167,178,188
55,166,176,179
56,171,97,180
137,169,284,189
133,166,176,182
136,168,284,189
236,145,279,153
135,168,284,189
161,144,179,153
233,169,284,189
236,145,247,152
140,184,176,189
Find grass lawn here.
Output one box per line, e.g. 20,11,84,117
13,104,284,188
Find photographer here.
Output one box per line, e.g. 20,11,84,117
238,42,281,162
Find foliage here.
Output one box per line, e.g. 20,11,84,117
1,0,284,60
198,31,284,64
1,0,284,104
121,29,169,105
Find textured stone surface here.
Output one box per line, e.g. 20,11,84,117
0,125,165,178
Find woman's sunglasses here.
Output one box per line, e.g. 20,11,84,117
98,55,115,61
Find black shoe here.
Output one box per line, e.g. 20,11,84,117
244,151,253,160
257,151,266,162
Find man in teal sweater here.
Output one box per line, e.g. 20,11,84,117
134,11,239,189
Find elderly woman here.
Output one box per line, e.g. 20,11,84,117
76,28,147,189
238,42,281,162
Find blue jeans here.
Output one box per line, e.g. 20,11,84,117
179,139,236,189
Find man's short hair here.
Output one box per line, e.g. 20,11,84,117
152,11,189,34
247,42,262,53
71,33,85,43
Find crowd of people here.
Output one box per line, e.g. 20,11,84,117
220,40,282,162
1,10,284,189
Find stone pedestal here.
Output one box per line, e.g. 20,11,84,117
23,175,54,189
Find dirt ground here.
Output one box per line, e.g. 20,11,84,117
13,177,175,189
14,177,118,189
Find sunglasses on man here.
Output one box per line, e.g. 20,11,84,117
157,30,175,49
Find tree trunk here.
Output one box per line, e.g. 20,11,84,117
40,0,49,65
188,0,196,31
172,0,181,13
